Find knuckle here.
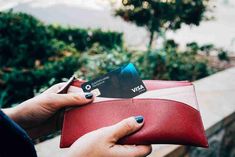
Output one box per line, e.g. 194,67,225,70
42,93,56,103
49,83,64,92
38,93,58,108
55,82,66,89
57,82,66,87
99,126,112,135
71,94,83,102
89,126,109,138
96,126,108,133
123,119,135,132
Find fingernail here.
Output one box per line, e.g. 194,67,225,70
85,93,93,99
135,116,144,123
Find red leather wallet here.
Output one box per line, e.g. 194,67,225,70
60,80,208,148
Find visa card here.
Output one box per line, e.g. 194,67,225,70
81,63,147,98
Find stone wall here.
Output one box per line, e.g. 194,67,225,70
182,113,235,157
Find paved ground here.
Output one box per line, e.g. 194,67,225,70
0,0,235,53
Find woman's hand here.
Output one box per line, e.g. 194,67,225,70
3,83,94,139
3,83,152,157
67,116,152,157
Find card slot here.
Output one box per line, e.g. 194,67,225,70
91,98,198,113
143,80,192,91
137,85,199,110
93,85,198,110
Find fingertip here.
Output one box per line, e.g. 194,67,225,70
134,115,144,124
75,92,94,103
84,93,93,99
135,145,152,156
144,145,152,155
130,116,144,128
125,116,145,130
110,116,144,141
63,92,94,106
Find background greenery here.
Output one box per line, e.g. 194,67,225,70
0,7,228,108
0,11,123,107
115,0,210,47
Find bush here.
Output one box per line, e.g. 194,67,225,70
0,11,123,69
90,29,123,49
0,11,124,108
0,55,81,108
76,43,214,81
34,55,81,90
0,11,218,109
76,44,132,79
0,11,55,68
0,70,35,107
49,25,123,51
218,50,230,62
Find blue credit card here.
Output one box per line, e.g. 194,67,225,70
81,63,147,98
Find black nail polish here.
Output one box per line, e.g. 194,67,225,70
135,116,144,123
85,93,93,99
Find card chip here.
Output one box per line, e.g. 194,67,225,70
91,88,101,97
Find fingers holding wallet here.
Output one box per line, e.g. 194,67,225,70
67,116,152,157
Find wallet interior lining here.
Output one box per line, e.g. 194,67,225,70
93,85,198,110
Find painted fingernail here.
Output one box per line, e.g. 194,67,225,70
85,93,93,99
135,116,144,123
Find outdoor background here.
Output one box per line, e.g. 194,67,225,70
0,0,235,156
0,0,234,108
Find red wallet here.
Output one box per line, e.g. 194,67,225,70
60,80,208,148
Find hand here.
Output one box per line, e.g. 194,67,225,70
3,83,94,139
67,116,152,157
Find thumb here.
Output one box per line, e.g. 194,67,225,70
40,92,94,109
108,116,144,142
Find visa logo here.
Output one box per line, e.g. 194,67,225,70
131,85,144,92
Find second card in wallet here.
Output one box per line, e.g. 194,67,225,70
81,63,147,98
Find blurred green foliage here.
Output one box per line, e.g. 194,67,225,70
0,55,81,108
0,11,54,68
0,11,123,68
76,41,214,82
0,10,225,109
218,51,229,61
0,11,123,107
48,26,123,51
115,0,210,47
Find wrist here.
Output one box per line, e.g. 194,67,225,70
2,107,25,127
2,108,17,121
